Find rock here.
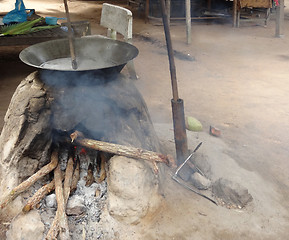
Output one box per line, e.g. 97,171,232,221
192,153,212,178
178,164,193,182
190,172,211,190
17,157,39,180
45,193,56,208
67,195,86,216
212,178,253,208
6,210,44,240
107,156,162,224
0,72,52,217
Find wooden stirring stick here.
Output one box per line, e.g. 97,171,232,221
63,0,77,70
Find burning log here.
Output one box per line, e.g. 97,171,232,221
83,150,95,187
85,163,94,187
63,155,74,202
70,156,80,193
97,151,107,183
70,131,176,168
0,151,58,210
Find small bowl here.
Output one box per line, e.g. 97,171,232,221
45,17,66,25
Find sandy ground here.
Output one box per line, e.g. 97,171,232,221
1,0,289,239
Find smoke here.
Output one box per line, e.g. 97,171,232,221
39,69,160,151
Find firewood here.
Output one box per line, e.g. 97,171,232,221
85,163,94,186
45,213,60,240
22,179,56,213
70,156,80,193
153,161,159,174
63,155,74,203
23,156,75,213
83,150,94,186
97,152,107,183
70,131,176,168
46,163,70,240
0,151,58,210
22,172,64,213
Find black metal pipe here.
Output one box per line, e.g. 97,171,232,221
171,99,188,166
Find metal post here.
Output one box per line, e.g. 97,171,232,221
275,0,284,37
185,0,191,44
171,99,189,166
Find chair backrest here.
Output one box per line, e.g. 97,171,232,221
100,3,132,42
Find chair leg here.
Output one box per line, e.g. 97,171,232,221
237,10,240,27
265,8,270,26
126,60,138,80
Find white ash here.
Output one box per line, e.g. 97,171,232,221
66,178,107,240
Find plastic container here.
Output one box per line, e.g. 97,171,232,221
45,17,66,25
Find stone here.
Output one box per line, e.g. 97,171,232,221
6,210,44,240
190,172,211,190
0,72,52,216
45,193,56,208
192,153,212,178
107,155,162,224
212,178,253,208
67,195,86,216
17,157,39,180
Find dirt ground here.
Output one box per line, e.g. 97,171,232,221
1,0,289,239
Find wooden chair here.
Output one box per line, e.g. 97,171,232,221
100,3,138,79
234,0,272,27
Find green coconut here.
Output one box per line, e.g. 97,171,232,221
185,116,203,132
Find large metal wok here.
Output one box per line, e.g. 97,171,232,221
19,36,138,73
